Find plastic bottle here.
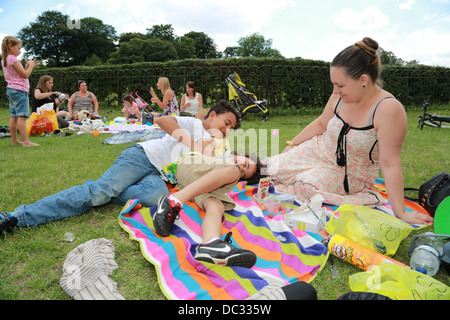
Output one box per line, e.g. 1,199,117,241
325,234,407,271
409,232,444,276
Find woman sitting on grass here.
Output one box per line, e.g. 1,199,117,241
32,75,70,128
264,37,433,226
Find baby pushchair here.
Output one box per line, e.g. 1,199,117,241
226,72,269,121
130,91,150,110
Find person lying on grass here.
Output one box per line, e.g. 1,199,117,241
0,100,240,235
153,151,265,269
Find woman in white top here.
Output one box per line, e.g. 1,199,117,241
180,81,204,118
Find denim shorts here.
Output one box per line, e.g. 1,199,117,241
6,88,30,117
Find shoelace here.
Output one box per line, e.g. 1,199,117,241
336,122,351,193
223,232,233,244
165,205,181,224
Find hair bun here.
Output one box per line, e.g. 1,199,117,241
355,37,379,56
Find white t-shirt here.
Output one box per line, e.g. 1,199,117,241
183,93,200,115
139,117,211,181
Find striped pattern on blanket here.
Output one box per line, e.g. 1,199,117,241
118,182,329,300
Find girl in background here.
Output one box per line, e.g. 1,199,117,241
122,94,141,121
1,36,39,147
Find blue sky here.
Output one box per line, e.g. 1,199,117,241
1,0,450,67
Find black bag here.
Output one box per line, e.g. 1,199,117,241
141,109,154,125
405,172,450,216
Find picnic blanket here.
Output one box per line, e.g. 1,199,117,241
118,178,430,300
102,129,166,145
119,182,329,300
324,178,430,228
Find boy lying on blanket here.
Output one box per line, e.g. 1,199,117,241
153,152,266,269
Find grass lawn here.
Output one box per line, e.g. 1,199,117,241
0,105,449,300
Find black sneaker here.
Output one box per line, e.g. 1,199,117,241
194,232,257,268
153,195,181,237
0,212,18,235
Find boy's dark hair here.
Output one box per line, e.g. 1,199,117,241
233,152,267,186
205,100,241,129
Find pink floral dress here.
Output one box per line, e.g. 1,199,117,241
265,98,392,206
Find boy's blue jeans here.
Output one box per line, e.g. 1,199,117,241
14,144,169,228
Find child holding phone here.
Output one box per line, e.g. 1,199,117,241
1,36,39,147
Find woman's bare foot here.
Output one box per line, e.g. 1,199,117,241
23,141,39,147
12,140,23,145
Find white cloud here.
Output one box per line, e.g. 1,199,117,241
0,8,4,14
301,30,403,63
333,6,390,31
295,32,306,41
399,0,415,10
116,0,296,50
406,28,450,65
52,4,65,11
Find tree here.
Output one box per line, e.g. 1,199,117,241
68,17,117,65
83,54,102,66
236,33,283,58
184,31,219,59
174,36,197,60
17,10,117,67
379,48,419,66
17,11,73,66
108,38,177,64
147,24,177,42
118,32,148,44
223,46,239,58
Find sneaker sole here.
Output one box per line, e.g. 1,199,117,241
195,252,257,268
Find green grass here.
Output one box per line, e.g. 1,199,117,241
0,105,449,300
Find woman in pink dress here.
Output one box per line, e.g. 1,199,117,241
265,37,433,226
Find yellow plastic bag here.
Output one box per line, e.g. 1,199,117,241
26,110,59,136
349,263,450,300
325,204,413,256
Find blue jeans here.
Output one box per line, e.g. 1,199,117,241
6,88,30,117
14,145,169,228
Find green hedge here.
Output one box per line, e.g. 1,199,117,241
1,58,449,111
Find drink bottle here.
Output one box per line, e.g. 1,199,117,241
409,232,445,277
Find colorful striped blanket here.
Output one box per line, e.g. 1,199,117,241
118,182,329,300
118,178,430,300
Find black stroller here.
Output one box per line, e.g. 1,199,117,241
226,72,269,121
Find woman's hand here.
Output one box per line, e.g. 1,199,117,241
396,210,434,226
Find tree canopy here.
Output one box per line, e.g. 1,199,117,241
16,10,421,67
18,10,117,67
235,33,284,58
110,26,218,63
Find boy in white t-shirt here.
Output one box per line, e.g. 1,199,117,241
0,100,241,234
